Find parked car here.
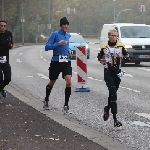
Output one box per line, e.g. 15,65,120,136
69,33,90,59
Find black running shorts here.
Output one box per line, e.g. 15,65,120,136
49,61,72,80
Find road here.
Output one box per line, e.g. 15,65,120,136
9,40,150,150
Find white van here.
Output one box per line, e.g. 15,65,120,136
100,23,150,64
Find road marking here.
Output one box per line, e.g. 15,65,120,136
19,53,23,55
26,75,33,78
16,59,22,63
135,113,150,120
124,74,133,77
138,68,150,71
131,113,150,128
131,121,150,127
132,90,140,93
88,77,102,81
37,73,49,79
43,59,47,61
119,86,140,93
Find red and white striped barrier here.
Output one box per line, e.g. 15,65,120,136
75,46,90,92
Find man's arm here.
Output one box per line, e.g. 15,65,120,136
8,31,13,49
45,32,59,51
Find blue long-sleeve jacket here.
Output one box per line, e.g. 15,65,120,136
45,30,71,61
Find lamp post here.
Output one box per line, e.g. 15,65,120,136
2,0,4,19
116,9,134,23
113,0,116,23
47,0,51,34
142,0,145,24
21,0,25,45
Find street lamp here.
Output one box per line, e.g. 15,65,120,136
142,0,145,24
113,0,116,23
21,0,25,45
116,9,133,23
47,0,51,35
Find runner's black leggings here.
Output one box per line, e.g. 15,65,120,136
0,63,11,90
104,72,121,115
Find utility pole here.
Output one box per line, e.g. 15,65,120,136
113,0,116,23
48,0,51,35
21,0,25,45
2,0,4,19
143,0,145,24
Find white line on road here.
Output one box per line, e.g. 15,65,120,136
135,113,150,120
43,59,47,61
131,113,150,127
26,75,33,78
131,121,150,128
124,74,133,77
37,73,49,79
16,59,22,63
88,77,102,81
130,113,150,128
119,86,140,93
138,68,150,71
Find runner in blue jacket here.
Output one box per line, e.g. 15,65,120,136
44,17,72,114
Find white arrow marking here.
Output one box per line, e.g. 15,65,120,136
131,121,150,127
37,73,49,79
138,68,150,71
135,113,150,120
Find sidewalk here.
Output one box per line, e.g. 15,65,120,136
0,92,107,150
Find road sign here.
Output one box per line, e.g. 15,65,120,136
21,19,25,22
141,5,145,13
67,7,70,14
47,24,51,29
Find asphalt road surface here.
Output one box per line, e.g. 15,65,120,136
9,39,150,150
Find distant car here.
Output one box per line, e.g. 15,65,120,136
69,33,90,59
40,34,48,40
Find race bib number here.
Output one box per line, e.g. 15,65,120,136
0,56,7,63
59,55,68,62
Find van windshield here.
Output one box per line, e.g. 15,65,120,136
120,26,150,38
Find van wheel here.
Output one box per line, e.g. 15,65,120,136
135,62,140,65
